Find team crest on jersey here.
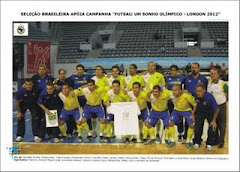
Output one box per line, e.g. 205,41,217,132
198,80,202,83
48,112,58,125
188,80,192,82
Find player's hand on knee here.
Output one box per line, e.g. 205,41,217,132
210,120,217,130
189,114,195,121
17,112,23,119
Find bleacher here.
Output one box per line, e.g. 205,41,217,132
58,22,108,61
99,22,188,58
201,22,228,57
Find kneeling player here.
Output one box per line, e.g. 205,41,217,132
37,82,63,143
79,79,110,142
58,82,85,143
128,82,149,142
168,84,197,148
103,80,130,143
144,85,171,144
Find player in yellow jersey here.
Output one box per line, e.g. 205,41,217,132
168,84,197,148
144,85,171,144
143,61,166,143
58,82,86,143
91,65,110,137
103,80,130,143
78,79,110,142
128,82,149,142
108,65,126,89
125,64,145,91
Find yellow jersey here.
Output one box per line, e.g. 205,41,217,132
143,72,166,93
150,89,171,112
108,75,126,89
92,75,110,90
125,74,145,90
128,90,148,110
172,92,197,111
77,87,109,106
58,89,81,111
103,89,130,103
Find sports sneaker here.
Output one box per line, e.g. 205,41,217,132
218,143,224,148
73,131,78,137
165,139,169,145
182,139,187,144
66,134,72,139
53,138,60,143
15,136,23,142
142,139,147,143
206,145,212,151
125,138,130,143
78,136,83,143
145,139,155,145
59,136,66,142
105,137,111,143
99,136,105,143
194,144,200,150
92,131,97,138
178,134,183,142
34,136,42,143
155,134,161,144
167,141,175,148
131,138,137,143
186,142,193,149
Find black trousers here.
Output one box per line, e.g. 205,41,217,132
216,103,227,145
17,105,40,137
194,113,217,145
39,107,62,139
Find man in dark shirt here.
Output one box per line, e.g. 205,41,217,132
15,79,41,142
37,82,63,142
31,64,54,93
193,83,219,151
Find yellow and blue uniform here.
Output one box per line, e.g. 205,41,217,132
143,72,166,93
170,92,197,125
147,89,171,127
125,74,145,90
92,75,110,90
108,75,126,89
77,87,110,119
58,89,82,121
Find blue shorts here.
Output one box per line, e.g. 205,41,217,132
147,109,169,127
169,110,194,125
59,108,81,121
83,104,105,119
106,113,114,123
138,108,148,121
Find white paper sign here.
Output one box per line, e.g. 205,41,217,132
108,102,140,136
45,110,58,127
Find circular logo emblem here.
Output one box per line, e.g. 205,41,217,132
17,25,25,34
